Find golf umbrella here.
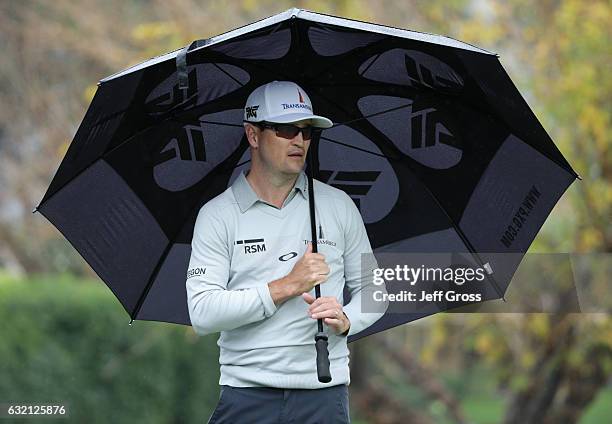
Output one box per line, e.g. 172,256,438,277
37,8,578,381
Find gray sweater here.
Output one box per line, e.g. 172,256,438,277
186,171,386,388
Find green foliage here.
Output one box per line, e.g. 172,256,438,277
0,273,220,423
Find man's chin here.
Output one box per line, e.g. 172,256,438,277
285,162,305,173
280,166,304,177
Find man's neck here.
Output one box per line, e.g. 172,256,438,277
245,168,300,209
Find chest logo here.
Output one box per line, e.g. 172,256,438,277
303,239,337,247
279,252,298,262
235,238,266,254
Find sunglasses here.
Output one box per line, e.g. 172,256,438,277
254,122,318,140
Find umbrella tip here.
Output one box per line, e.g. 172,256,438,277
32,206,39,214
576,173,583,181
128,319,134,326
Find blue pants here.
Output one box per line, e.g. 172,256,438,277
207,384,350,423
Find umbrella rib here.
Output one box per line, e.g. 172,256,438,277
130,239,175,323
303,28,391,82
130,134,252,322
418,186,506,299
212,63,246,87
358,53,381,77
198,120,244,127
319,136,387,158
331,103,413,127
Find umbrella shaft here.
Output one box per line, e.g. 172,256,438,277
307,132,324,334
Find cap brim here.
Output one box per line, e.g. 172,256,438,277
263,112,334,129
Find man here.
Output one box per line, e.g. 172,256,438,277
186,81,386,423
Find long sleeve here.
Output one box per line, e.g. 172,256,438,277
339,193,388,337
186,205,277,336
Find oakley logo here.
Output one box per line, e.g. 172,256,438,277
319,170,381,212
279,252,298,262
245,105,259,119
236,238,266,254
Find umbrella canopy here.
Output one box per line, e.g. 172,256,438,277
38,8,578,342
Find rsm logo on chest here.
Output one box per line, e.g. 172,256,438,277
235,238,266,254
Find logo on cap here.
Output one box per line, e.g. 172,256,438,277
281,103,312,111
245,105,259,119
298,89,304,103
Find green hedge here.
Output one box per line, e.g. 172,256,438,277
0,273,220,423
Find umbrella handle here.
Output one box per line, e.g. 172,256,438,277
315,332,332,383
307,131,332,383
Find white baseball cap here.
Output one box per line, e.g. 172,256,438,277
243,81,333,129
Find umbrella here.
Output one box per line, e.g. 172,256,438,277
37,8,578,381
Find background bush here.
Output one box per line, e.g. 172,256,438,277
0,273,220,423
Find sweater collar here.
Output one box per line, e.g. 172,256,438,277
231,170,308,213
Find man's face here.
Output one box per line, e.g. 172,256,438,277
254,122,312,176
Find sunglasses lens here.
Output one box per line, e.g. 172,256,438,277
276,125,300,139
275,124,313,140
301,127,313,140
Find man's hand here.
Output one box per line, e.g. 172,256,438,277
268,243,330,305
286,242,330,294
302,293,350,335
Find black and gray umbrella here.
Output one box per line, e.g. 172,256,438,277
37,9,578,382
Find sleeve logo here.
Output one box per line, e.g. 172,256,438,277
186,267,207,278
